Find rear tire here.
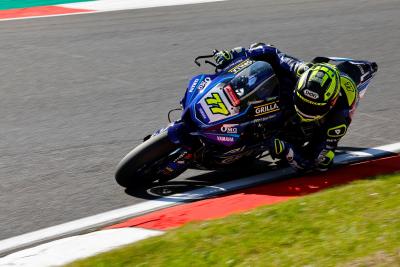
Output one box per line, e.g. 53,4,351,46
115,131,179,188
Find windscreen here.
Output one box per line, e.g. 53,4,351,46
229,61,279,103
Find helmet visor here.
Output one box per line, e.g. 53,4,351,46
293,91,331,121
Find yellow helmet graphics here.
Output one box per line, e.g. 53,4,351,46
294,63,340,121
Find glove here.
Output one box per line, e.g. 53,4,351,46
270,138,313,172
213,50,233,67
213,47,247,68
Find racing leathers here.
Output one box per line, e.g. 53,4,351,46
215,44,378,171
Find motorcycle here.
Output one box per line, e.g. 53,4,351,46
115,52,287,189
115,54,371,188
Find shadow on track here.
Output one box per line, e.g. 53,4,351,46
123,146,395,200
124,159,278,200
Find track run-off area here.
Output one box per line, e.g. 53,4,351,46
0,0,399,256
1,145,400,265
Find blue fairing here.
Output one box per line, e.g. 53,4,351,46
180,59,280,147
182,74,219,109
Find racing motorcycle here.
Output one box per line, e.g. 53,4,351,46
115,53,369,188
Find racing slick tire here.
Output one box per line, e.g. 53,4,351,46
115,131,179,188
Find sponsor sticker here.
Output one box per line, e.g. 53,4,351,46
189,78,199,93
252,112,279,123
198,77,212,91
217,136,234,142
228,59,253,74
225,58,243,70
220,124,238,134
254,100,280,117
304,89,319,99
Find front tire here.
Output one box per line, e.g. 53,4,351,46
115,131,179,188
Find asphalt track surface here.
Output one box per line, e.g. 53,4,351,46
0,0,399,240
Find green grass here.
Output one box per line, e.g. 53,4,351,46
67,173,400,267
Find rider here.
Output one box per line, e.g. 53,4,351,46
214,43,378,171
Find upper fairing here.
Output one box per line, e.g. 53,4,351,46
180,58,281,147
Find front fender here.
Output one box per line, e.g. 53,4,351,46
167,121,186,145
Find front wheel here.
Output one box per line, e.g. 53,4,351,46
115,131,180,188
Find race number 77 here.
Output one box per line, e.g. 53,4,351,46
205,93,230,116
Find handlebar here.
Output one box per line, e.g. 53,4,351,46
194,51,224,72
194,54,215,67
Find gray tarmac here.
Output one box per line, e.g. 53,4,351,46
0,0,399,240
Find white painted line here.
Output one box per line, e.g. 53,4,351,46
0,0,228,22
59,0,227,12
0,169,291,257
335,142,400,164
1,142,399,256
0,199,175,256
0,228,163,267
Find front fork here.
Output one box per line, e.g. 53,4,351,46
157,148,193,182
151,121,194,182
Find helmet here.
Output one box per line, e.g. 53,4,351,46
294,63,340,122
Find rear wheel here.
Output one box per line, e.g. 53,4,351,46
115,131,180,188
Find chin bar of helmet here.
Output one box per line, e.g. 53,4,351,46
294,105,330,122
